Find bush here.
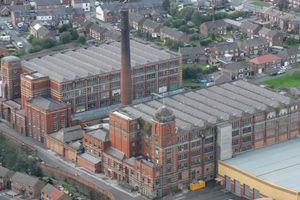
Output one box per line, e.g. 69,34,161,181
77,35,86,44
60,32,72,44
200,38,212,46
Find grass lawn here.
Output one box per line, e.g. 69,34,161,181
183,79,203,89
251,0,270,7
263,73,300,88
283,42,300,49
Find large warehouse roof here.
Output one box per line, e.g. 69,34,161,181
224,138,300,192
120,80,293,131
21,40,177,83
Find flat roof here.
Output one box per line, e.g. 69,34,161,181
79,153,101,164
224,138,300,192
120,80,293,131
22,40,177,83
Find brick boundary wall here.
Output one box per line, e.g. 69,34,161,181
39,163,115,200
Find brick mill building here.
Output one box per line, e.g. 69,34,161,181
100,80,300,199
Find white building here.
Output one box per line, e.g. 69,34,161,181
71,0,90,12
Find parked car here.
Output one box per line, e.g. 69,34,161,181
277,69,286,75
17,42,23,48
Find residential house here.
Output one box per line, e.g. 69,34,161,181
159,26,188,42
249,54,282,73
33,0,62,11
89,24,108,42
239,21,261,37
0,6,10,16
41,184,70,200
129,12,146,30
71,0,90,12
221,61,253,80
141,19,162,38
199,20,228,38
288,18,300,33
45,125,84,162
279,13,294,31
258,27,283,46
211,42,240,59
239,37,269,56
29,21,54,39
103,30,121,42
10,5,37,27
277,48,300,66
0,166,14,190
11,172,45,199
178,46,208,64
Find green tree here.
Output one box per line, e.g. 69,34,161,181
77,35,86,44
278,0,288,10
191,11,202,26
69,28,79,40
180,6,195,21
162,0,170,12
59,23,72,33
60,32,72,44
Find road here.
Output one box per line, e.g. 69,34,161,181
0,16,31,52
0,123,144,200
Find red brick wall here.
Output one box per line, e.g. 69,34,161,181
77,156,101,173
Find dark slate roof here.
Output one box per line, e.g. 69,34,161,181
35,0,61,6
41,184,65,199
241,37,268,47
277,48,300,59
213,42,239,52
240,21,261,31
11,172,40,187
27,97,67,111
201,19,227,29
266,30,281,38
0,166,10,177
85,129,109,142
129,12,145,23
90,24,108,34
179,46,205,56
258,27,271,36
160,26,186,40
105,147,125,160
142,19,161,30
51,125,84,143
73,0,89,3
223,61,251,72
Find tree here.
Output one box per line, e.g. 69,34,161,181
60,32,72,44
69,28,79,40
180,6,195,21
59,23,72,33
77,35,86,44
191,11,202,26
162,0,170,12
277,0,288,10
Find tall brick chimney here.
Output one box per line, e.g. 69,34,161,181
120,7,132,107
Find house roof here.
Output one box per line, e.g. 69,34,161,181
278,48,300,59
266,29,281,38
258,27,271,36
142,19,161,30
35,0,61,6
129,12,145,23
11,172,40,187
160,26,186,40
240,37,268,47
90,24,108,34
249,54,281,65
41,184,66,200
240,21,261,31
213,42,239,52
223,61,251,72
27,97,67,111
0,166,10,177
50,125,84,143
179,46,205,56
201,19,227,29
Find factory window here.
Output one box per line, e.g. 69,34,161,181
192,150,200,157
279,126,287,134
87,78,97,86
88,103,96,110
242,126,252,134
254,123,265,132
99,75,109,83
75,96,85,104
232,120,240,129
279,109,288,116
178,143,188,152
290,123,299,130
158,71,167,77
232,139,239,145
146,73,156,80
192,159,200,165
205,137,214,144
266,120,277,128
242,135,252,142
100,91,109,99
255,133,263,140
232,130,240,137
158,63,167,71
290,113,299,122
266,129,275,136
111,73,120,81
146,65,155,72
111,81,120,89
88,94,97,102
205,155,214,163
204,146,214,153
255,114,265,122
191,140,201,148
75,81,84,88
178,153,187,161
267,111,276,119
166,158,172,164
178,162,187,169
165,148,172,154
241,117,252,126
61,112,65,128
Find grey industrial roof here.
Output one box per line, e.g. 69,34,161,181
224,138,300,192
1,56,20,62
51,125,84,143
79,153,101,164
105,147,125,160
28,97,67,110
120,80,293,131
11,172,40,187
22,40,176,83
85,128,109,142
